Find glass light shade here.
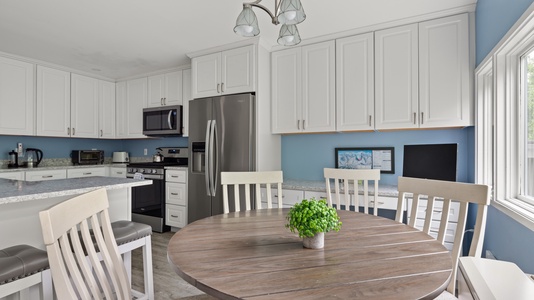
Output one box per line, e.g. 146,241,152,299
277,24,301,46
234,6,260,37
277,0,306,25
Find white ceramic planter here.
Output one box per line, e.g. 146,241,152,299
302,232,324,249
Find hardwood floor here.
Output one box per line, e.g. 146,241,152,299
131,231,216,300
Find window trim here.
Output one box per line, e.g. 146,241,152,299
476,2,534,232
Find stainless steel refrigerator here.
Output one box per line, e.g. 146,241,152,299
188,93,256,223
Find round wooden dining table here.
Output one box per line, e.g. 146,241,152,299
167,208,452,300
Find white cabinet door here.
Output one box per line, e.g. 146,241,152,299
166,182,187,206
375,24,419,130
109,166,126,178
120,77,147,138
192,52,220,99
25,169,67,181
182,68,191,137
99,80,115,138
147,71,183,107
71,74,99,138
336,33,375,131
221,45,255,95
271,48,301,134
419,14,471,128
301,40,336,132
0,57,34,135
192,45,255,99
0,171,24,180
36,66,71,137
67,167,107,178
166,204,186,228
115,81,127,138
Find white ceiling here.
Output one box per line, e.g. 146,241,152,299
0,0,477,80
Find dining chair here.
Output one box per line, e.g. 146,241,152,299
394,176,491,297
39,188,131,299
324,168,380,215
221,171,283,213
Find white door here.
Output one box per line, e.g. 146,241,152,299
125,77,147,138
221,45,255,95
182,68,191,137
375,24,419,130
71,74,99,138
99,80,115,138
419,14,471,128
192,52,220,99
147,74,165,107
164,70,183,106
302,40,336,132
336,33,375,131
0,57,34,135
115,81,127,138
271,48,301,134
36,66,71,137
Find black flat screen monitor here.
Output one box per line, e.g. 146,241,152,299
402,143,458,182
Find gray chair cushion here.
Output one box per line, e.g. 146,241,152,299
111,221,152,246
0,245,48,284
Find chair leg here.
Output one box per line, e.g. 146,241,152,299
123,250,132,283
41,269,53,300
143,235,154,300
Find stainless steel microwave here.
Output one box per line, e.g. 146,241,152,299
142,105,183,136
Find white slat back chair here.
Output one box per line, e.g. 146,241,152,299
221,171,283,213
39,188,131,300
395,176,491,295
324,168,380,215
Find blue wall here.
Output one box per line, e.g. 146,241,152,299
476,0,534,273
282,128,472,185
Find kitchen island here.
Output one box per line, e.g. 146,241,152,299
0,176,151,249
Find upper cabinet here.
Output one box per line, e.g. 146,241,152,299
191,45,255,98
182,68,191,137
116,77,147,139
147,71,183,107
0,56,34,136
375,14,471,130
272,40,336,134
99,80,116,138
36,66,71,137
70,74,99,138
336,33,375,131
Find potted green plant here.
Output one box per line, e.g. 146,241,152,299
285,198,342,249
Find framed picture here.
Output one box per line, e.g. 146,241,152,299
335,147,395,174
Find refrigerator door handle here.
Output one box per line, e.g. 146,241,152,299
209,119,217,196
211,120,219,196
205,120,212,196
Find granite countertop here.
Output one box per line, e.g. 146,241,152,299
0,163,127,173
0,177,151,205
283,179,399,197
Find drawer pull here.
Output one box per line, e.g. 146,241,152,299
171,193,178,196
171,175,179,178
369,201,385,205
42,175,53,178
171,215,178,218
274,195,285,198
83,172,92,175
116,172,123,174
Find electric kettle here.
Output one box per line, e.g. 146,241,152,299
25,148,43,167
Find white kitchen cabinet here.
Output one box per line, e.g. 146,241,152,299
259,188,304,208
375,23,419,130
376,14,471,130
67,167,107,178
0,56,34,136
70,73,99,138
0,171,24,180
36,66,71,137
25,169,67,181
192,45,255,98
115,78,147,138
272,40,336,133
182,68,191,137
99,80,116,138
165,169,187,228
419,14,471,127
147,71,183,107
336,33,375,131
108,166,126,178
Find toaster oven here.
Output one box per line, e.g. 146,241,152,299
71,150,104,165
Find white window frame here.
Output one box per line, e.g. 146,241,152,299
476,3,534,231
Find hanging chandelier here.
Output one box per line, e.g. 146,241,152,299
234,0,306,46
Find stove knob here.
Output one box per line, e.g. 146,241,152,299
152,169,158,174
138,168,144,173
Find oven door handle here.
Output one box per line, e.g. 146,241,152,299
127,174,162,180
205,120,212,196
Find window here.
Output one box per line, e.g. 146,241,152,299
476,5,534,230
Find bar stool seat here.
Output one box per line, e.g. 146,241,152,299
0,244,52,299
111,220,154,300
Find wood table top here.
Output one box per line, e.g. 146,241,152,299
167,208,452,300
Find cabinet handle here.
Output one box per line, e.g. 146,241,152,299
297,120,300,130
100,129,103,137
83,172,92,175
116,172,123,174
303,120,306,130
42,175,53,178
72,128,75,135
413,112,416,125
217,83,220,93
421,112,424,124
161,98,163,105
171,175,179,178
221,83,224,93
171,215,178,218
67,127,70,135
369,115,372,127
164,97,167,105
171,192,178,196
274,195,285,198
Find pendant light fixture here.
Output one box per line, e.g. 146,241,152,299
234,0,306,46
